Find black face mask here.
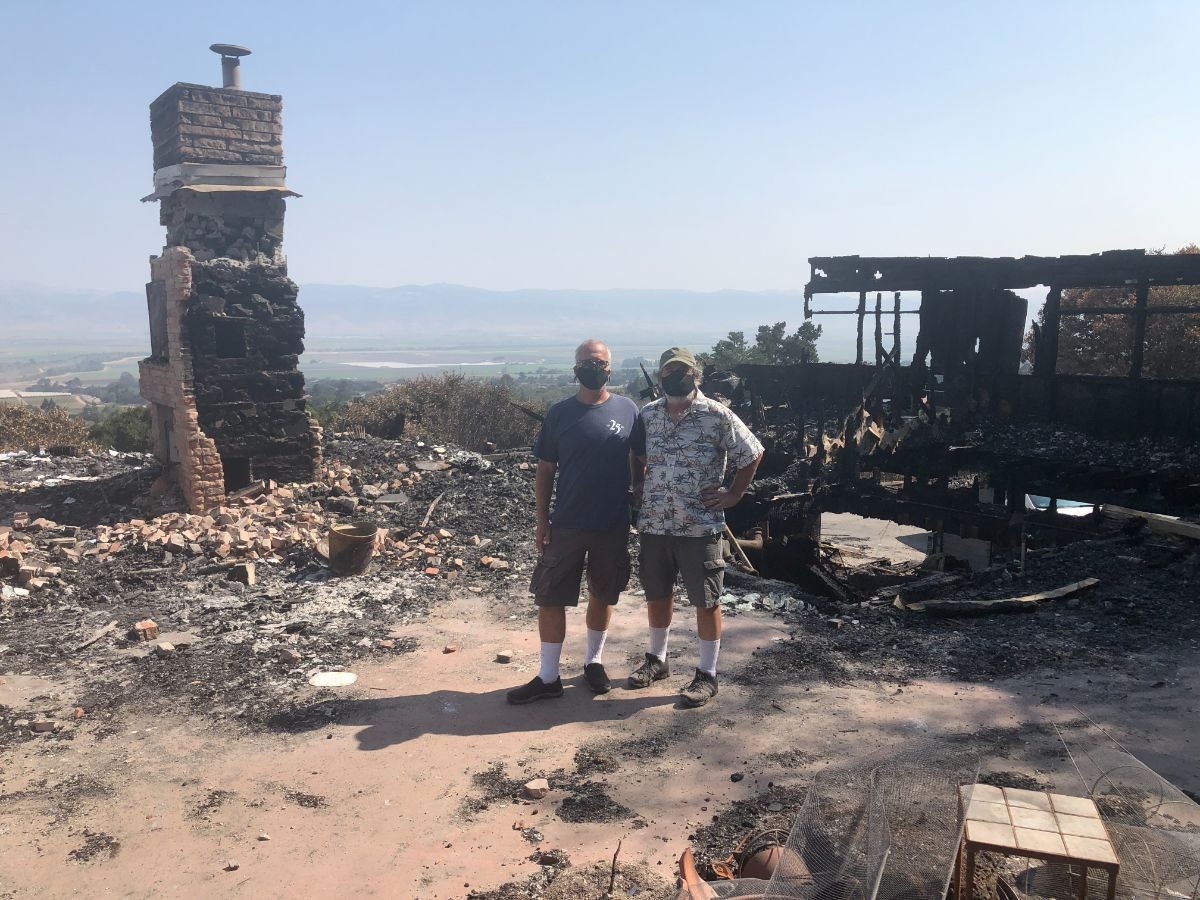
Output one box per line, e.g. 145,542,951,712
661,371,696,397
575,362,610,391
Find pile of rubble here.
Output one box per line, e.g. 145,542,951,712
0,449,158,527
5,424,1199,751
0,449,149,493
0,436,532,575
0,435,540,741
736,532,1200,689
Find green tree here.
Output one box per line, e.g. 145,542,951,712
705,321,822,369
772,321,823,364
88,406,153,452
707,331,753,368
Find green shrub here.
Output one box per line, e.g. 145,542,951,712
88,406,154,452
332,373,542,450
0,404,95,452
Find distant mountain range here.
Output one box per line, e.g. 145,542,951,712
0,282,862,355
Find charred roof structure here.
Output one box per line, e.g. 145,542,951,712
718,250,1200,593
803,250,1200,441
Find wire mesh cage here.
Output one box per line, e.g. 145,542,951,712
689,741,981,900
1056,727,1200,900
974,851,1117,900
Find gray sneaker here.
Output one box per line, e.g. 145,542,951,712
627,653,670,689
680,669,718,707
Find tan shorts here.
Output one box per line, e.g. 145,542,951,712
638,532,726,609
529,526,631,607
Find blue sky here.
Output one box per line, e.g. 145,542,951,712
1,1,1197,293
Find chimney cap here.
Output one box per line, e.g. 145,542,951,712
210,43,252,58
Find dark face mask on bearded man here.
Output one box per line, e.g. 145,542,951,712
661,370,696,397
575,361,610,390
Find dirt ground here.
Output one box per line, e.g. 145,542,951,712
3,549,1198,899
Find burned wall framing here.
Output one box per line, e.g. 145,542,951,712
801,250,1200,441
714,250,1200,577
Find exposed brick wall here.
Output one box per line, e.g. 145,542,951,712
150,82,283,169
140,239,322,510
139,248,226,512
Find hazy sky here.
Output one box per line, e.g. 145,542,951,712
2,1,1197,293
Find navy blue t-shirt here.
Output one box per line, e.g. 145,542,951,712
532,394,639,531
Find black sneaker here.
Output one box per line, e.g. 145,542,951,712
506,676,564,705
680,669,718,708
627,653,670,689
584,663,611,694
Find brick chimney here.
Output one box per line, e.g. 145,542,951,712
138,48,322,511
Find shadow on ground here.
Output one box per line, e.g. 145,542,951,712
268,678,680,750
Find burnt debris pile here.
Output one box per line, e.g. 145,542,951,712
705,251,1200,614
0,435,537,739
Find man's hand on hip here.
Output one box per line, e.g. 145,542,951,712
535,519,552,554
700,486,742,511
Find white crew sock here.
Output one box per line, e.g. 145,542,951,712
538,642,563,683
585,628,608,666
698,639,721,677
648,625,671,662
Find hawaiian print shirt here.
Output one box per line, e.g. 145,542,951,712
631,391,764,537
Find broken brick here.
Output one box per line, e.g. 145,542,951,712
134,619,159,641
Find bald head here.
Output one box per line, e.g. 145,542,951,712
575,339,611,365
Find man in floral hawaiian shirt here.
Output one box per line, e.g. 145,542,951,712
628,347,763,707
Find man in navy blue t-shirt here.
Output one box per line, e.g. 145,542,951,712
507,339,639,704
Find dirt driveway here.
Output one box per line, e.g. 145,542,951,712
2,586,1198,899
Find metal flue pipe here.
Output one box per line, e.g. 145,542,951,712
209,43,252,89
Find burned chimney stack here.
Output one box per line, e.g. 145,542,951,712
138,46,322,512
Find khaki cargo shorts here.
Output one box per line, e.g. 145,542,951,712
638,532,726,609
529,526,631,607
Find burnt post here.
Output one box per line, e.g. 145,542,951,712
138,46,322,511
892,291,902,362
874,292,884,366
856,291,866,365
1042,286,1062,420
1130,278,1150,432
1130,278,1150,380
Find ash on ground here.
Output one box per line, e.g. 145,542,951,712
1,436,538,743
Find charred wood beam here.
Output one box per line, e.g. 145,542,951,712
805,250,1200,295
1053,372,1200,387
1130,279,1150,381
874,292,884,366
1130,279,1151,432
1059,304,1200,315
1043,286,1061,416
856,291,866,365
819,490,1103,545
892,292,902,362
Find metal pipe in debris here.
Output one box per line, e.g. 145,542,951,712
735,528,765,552
724,523,758,574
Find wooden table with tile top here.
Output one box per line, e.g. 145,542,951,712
955,784,1119,900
